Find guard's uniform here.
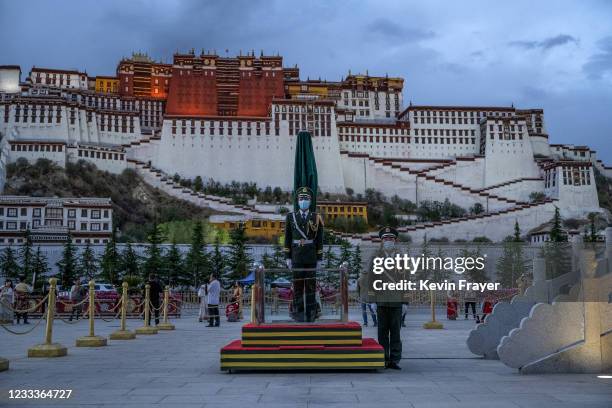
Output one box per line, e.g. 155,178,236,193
284,194,323,322
367,227,408,367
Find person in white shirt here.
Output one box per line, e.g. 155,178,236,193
197,283,208,323
207,274,221,327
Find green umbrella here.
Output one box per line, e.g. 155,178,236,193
293,130,318,212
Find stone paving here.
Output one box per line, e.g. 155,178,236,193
1,307,610,408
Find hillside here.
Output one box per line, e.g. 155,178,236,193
3,158,217,242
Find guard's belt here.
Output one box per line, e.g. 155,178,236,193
293,239,314,244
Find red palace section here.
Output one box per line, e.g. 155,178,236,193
161,52,284,117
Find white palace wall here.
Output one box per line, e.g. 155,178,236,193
483,133,541,187
154,117,346,193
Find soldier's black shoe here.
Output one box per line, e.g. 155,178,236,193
387,362,401,370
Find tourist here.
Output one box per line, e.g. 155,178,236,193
480,295,494,323
197,283,208,322
368,227,405,370
15,276,32,324
147,274,163,326
446,290,458,320
207,274,221,327
69,279,86,321
0,280,14,324
232,281,243,320
464,289,477,320
357,271,377,327
401,302,409,328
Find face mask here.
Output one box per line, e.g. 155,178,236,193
298,199,310,210
383,240,395,251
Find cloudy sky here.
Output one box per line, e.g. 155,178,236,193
1,0,611,160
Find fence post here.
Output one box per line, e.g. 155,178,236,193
135,284,158,335
76,280,107,347
340,262,349,322
255,263,265,324
157,286,175,330
423,290,443,329
28,277,68,357
110,282,136,340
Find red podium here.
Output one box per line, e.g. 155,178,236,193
220,265,385,371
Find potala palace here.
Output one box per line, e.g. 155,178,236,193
0,51,609,243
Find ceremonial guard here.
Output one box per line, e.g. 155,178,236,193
367,227,408,369
284,186,324,322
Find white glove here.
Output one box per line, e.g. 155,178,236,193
286,259,292,269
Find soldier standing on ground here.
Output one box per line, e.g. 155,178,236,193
367,227,407,370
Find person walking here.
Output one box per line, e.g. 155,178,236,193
0,280,14,324
69,279,86,321
14,276,32,324
207,274,221,327
357,271,377,327
464,289,478,320
197,283,208,323
368,227,407,370
147,274,163,326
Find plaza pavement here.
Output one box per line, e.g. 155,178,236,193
1,307,610,408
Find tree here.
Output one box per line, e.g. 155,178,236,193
585,213,597,243
496,240,529,288
261,251,275,269
226,223,253,281
56,236,78,287
119,243,140,280
464,245,489,283
31,247,49,291
495,221,530,288
193,176,204,192
79,242,98,281
430,247,450,283
337,240,353,269
543,207,571,280
271,241,285,268
20,229,34,281
323,246,338,269
163,241,184,287
414,236,433,281
529,191,546,202
0,246,20,280
210,235,225,276
470,203,484,215
184,221,210,287
351,245,363,280
100,228,120,284
142,222,165,280
513,220,522,242
549,206,566,242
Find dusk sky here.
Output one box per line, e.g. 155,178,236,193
1,0,611,160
